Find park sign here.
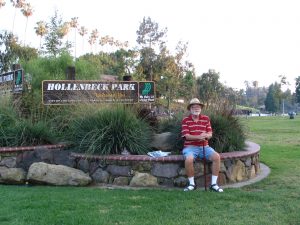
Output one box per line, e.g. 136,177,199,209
0,69,24,94
42,80,155,105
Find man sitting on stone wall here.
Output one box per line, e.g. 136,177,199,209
181,98,223,192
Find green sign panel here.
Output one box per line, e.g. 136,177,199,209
139,82,155,103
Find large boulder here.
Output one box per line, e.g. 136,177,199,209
227,160,246,182
151,163,180,178
151,132,172,150
106,165,132,177
130,172,158,187
27,162,91,186
91,168,109,183
0,157,17,168
0,166,26,184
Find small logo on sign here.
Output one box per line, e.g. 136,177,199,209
142,82,152,95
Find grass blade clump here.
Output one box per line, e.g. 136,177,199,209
69,106,153,155
13,120,57,146
209,112,246,152
0,96,59,146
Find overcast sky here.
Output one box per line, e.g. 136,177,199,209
1,0,299,91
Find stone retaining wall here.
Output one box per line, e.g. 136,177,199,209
0,141,260,188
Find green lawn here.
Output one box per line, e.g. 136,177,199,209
1,116,300,225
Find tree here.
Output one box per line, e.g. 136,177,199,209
281,88,294,112
70,17,79,59
242,80,268,108
151,41,196,110
196,69,224,108
43,10,71,57
109,49,137,76
34,21,48,49
196,69,240,112
0,31,16,72
180,69,197,102
136,17,167,81
155,47,179,110
21,2,33,46
11,0,25,32
0,31,37,73
136,17,167,48
78,26,87,53
59,22,70,38
264,83,281,113
88,29,99,53
296,76,300,104
135,47,157,80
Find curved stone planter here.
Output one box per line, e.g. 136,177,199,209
0,141,260,188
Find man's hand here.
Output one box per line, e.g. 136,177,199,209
198,133,208,141
185,132,212,141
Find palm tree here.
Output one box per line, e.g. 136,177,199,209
0,0,6,9
34,20,48,49
11,0,25,33
58,21,70,38
99,36,106,52
123,41,129,48
99,35,111,52
21,2,33,46
78,26,88,54
69,17,78,59
88,29,99,53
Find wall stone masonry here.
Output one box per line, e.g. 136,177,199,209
0,141,260,188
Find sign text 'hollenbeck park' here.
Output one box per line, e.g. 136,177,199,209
42,80,155,105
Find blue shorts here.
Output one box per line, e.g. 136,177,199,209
183,146,216,160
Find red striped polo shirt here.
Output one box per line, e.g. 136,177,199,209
181,114,212,147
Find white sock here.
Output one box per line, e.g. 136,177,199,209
211,175,218,185
188,177,195,186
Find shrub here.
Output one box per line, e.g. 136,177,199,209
21,53,73,90
68,106,153,155
0,118,57,147
11,120,57,146
75,58,100,80
0,98,19,146
0,96,62,147
208,112,246,152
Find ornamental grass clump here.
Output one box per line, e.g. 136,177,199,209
69,106,153,155
0,117,57,147
208,112,246,152
10,120,57,146
0,96,60,147
0,100,18,146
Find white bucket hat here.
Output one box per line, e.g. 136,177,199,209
187,98,205,110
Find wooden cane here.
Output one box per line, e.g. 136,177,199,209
203,143,207,191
